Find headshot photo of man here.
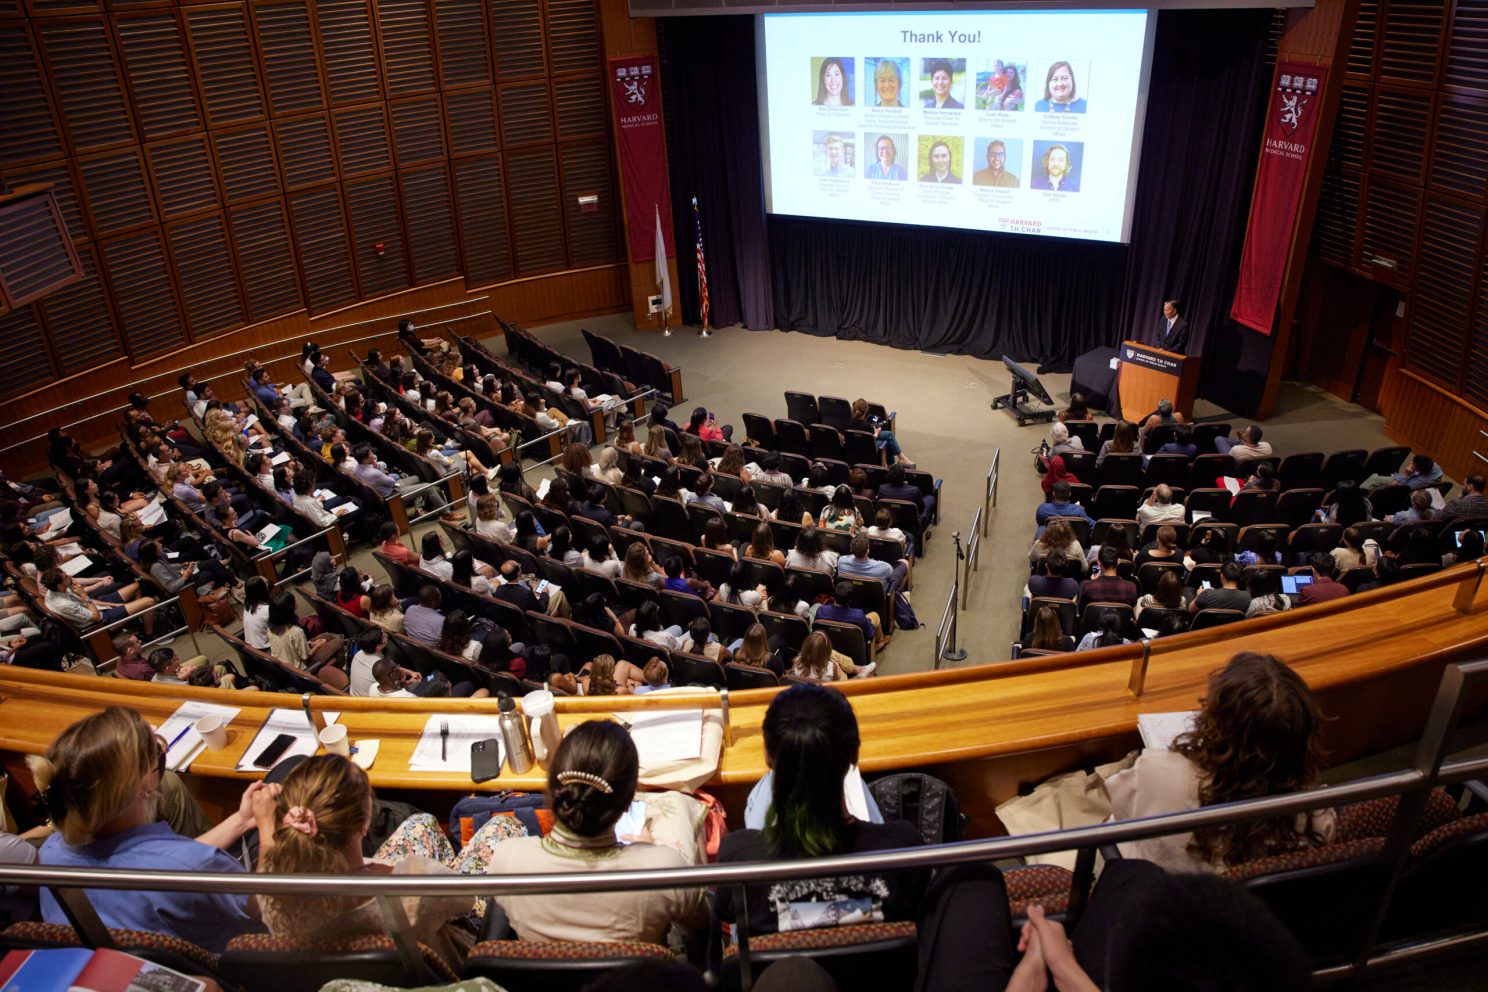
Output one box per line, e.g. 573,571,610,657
1033,140,1082,191
921,58,965,110
814,132,855,177
972,138,1021,188
918,137,962,184
864,133,908,180
867,57,908,108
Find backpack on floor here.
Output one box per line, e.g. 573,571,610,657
893,591,919,630
869,773,966,845
449,791,553,850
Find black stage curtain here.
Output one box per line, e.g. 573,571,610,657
657,16,775,330
660,10,1273,401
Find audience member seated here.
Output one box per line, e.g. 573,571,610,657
403,585,447,644
1445,473,1487,519
630,600,684,651
837,533,910,596
816,579,890,652
716,563,766,610
1136,569,1189,618
1139,398,1187,435
483,720,708,941
1020,605,1075,654
785,629,864,681
1136,484,1186,528
1084,522,1135,569
715,685,925,935
109,632,156,681
1295,554,1349,606
1134,526,1182,569
865,507,912,558
878,463,935,522
818,485,863,534
1106,652,1335,873
1096,421,1138,468
336,567,372,618
1388,489,1437,526
1188,560,1249,614
1039,453,1081,499
1045,420,1084,458
1320,479,1373,527
731,622,782,674
1155,422,1198,459
1076,609,1130,652
1026,550,1079,601
786,525,839,574
41,568,157,637
367,584,405,633
1214,424,1273,462
751,451,793,487
30,707,263,953
1036,480,1094,532
267,591,344,672
1030,519,1084,568
1079,546,1139,609
254,754,515,969
632,658,671,694
1245,570,1291,617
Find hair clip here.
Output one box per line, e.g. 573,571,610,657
41,785,67,822
556,770,613,794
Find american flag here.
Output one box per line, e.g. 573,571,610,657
692,196,710,330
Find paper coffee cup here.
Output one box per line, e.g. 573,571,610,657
318,724,349,757
195,715,228,750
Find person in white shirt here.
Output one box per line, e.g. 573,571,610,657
1215,425,1275,463
785,526,839,574
1135,484,1187,529
370,656,418,698
291,474,338,528
241,577,272,651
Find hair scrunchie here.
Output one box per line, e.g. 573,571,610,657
283,805,319,837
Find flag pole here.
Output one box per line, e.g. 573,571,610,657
654,204,673,337
692,195,711,339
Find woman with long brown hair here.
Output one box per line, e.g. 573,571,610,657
1106,652,1335,872
785,630,849,682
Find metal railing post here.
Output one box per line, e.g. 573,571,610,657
1127,639,1152,697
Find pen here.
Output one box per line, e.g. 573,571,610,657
163,725,192,756
441,719,449,761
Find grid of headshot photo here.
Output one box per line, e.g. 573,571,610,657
805,54,1094,192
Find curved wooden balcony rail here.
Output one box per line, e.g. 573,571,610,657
2,558,1485,832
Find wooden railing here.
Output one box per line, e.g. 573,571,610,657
2,556,1485,832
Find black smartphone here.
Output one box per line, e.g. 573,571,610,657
470,738,502,783
253,733,295,768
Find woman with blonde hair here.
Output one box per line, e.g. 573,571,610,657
732,622,777,673
254,754,525,969
621,541,665,588
592,446,624,485
786,630,850,681
31,707,263,953
643,422,673,462
744,521,786,566
474,492,515,542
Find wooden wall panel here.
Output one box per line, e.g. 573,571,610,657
0,0,626,410
1380,369,1488,483
0,305,53,392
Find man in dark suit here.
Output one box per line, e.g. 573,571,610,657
1156,300,1190,355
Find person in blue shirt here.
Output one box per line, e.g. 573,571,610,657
816,579,888,651
864,135,907,180
31,707,267,954
1035,61,1087,113
1036,480,1096,535
837,534,909,597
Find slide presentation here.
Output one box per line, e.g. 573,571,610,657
758,9,1157,243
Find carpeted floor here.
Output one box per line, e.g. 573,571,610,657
515,314,1401,675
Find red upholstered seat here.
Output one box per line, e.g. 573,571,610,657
722,920,917,955
2,921,219,974
468,938,672,961
1005,864,1075,916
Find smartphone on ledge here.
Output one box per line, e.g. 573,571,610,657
253,733,295,768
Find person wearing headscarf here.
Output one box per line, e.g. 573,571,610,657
1041,454,1081,497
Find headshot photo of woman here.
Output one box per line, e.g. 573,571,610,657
1035,60,1087,113
919,137,961,184
920,58,964,109
869,58,906,108
812,57,854,106
995,63,1025,111
864,133,908,180
1034,140,1082,191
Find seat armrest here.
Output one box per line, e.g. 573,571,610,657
479,897,515,942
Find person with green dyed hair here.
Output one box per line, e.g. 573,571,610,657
714,684,929,934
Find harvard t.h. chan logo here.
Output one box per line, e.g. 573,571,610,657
1276,71,1320,135
1124,348,1134,360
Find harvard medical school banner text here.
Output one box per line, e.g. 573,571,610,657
611,56,673,261
1231,61,1328,334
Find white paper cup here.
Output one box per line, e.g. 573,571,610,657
318,724,349,757
195,715,228,750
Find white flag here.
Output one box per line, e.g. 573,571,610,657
654,205,672,312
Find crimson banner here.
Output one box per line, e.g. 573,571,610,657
1230,61,1328,334
609,56,672,262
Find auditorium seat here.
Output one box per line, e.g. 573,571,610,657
742,413,776,449
1237,524,1288,554
1091,518,1139,550
1362,446,1412,482
1230,490,1279,528
1136,606,1190,634
1139,521,1189,547
757,610,810,654
720,921,918,992
1144,453,1189,489
1137,562,1186,595
1048,515,1091,548
1141,424,1175,454
1091,485,1139,520
785,390,820,427
1279,452,1325,492
1190,608,1245,630
1369,484,1412,518
1185,488,1231,522
1278,488,1326,529
1184,428,1232,458
1060,450,1096,481
1064,420,1100,451
772,419,810,458
0,922,220,979
1321,449,1368,489
809,423,845,461
726,662,780,689
671,650,726,688
1077,602,1136,638
1098,453,1144,489
818,395,854,432
223,932,457,992
1287,522,1343,560
1188,453,1235,491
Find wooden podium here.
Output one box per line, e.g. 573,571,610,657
1117,340,1199,424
